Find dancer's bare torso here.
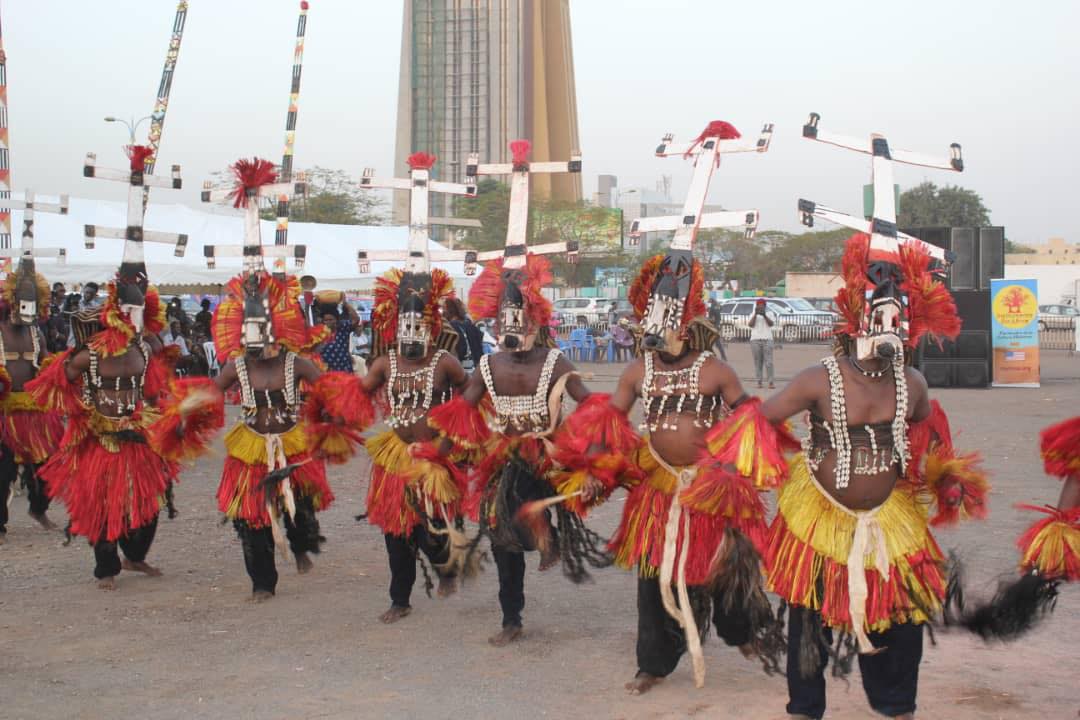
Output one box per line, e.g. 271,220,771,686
0,322,47,391
609,350,745,468
763,357,931,510
216,351,322,435
363,349,467,444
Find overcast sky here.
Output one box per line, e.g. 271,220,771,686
4,0,1077,245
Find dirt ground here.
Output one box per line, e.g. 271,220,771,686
2,344,1078,720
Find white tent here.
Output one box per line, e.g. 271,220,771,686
7,195,476,296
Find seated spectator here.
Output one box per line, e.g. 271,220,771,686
187,329,211,377
166,296,193,336
611,318,634,362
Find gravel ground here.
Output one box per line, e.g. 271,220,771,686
1,344,1078,720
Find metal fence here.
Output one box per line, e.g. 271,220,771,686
1039,316,1078,351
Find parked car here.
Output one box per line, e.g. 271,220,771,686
1038,303,1079,331
552,297,628,325
714,297,836,343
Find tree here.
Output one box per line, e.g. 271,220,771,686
1005,239,1036,254
453,178,510,253
897,181,991,228
208,166,388,225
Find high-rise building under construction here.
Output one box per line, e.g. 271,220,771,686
392,0,581,226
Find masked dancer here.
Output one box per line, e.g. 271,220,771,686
551,120,779,693
0,255,65,539
189,158,370,601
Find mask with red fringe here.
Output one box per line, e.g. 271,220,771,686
629,251,706,355
212,271,324,361
833,232,961,360
372,267,454,360
468,254,554,352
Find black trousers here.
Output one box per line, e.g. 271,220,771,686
384,522,452,608
635,576,751,677
0,446,49,533
93,515,159,579
233,494,322,594
493,546,526,628
785,606,923,719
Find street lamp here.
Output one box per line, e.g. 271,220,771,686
103,115,153,145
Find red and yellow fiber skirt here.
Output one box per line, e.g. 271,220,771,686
217,422,332,528
608,445,768,585
0,391,64,464
765,455,947,638
365,430,468,537
39,409,176,543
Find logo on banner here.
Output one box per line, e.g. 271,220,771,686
993,284,1037,328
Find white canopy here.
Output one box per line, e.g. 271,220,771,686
7,195,476,295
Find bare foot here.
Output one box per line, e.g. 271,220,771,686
437,575,457,598
0,532,6,545
380,605,411,624
625,672,663,695
892,715,913,720
738,643,758,661
97,576,116,591
121,559,162,577
29,512,58,530
488,625,523,647
295,552,313,575
251,590,274,603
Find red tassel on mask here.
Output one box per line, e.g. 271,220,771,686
407,152,436,171
510,139,531,166
126,145,155,173
227,158,278,209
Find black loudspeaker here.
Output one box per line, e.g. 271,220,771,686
979,226,1005,289
953,290,991,332
921,360,954,388
953,359,990,388
954,330,988,359
950,227,978,290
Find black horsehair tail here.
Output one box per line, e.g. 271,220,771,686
710,528,784,675
944,552,1059,641
554,505,613,584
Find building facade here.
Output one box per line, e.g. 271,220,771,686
1006,237,1079,265
393,0,582,226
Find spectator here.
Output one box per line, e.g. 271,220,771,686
317,295,360,372
187,329,211,376
748,298,775,389
194,298,213,334
167,296,192,336
444,297,484,369
66,282,101,348
607,301,618,326
708,298,728,361
611,317,634,362
162,319,190,357
46,286,69,353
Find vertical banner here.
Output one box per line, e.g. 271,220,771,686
990,278,1040,387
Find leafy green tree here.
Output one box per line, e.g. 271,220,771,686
898,181,991,228
453,178,510,253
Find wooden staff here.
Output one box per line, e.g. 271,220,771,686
273,0,310,276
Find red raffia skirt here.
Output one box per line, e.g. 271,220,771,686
217,422,332,528
0,392,65,464
765,455,947,635
40,410,175,543
608,444,769,585
364,429,468,538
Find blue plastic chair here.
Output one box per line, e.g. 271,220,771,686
568,328,587,362
582,333,597,362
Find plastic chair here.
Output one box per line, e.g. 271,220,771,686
582,333,597,362
568,328,587,362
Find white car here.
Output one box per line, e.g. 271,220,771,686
714,297,836,343
553,297,610,325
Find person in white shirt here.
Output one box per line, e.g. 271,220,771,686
748,299,775,389
162,319,190,357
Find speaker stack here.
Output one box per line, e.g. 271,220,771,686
902,226,1005,388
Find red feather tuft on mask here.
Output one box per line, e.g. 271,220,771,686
510,139,532,166
126,145,155,173
227,158,278,209
407,152,436,171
